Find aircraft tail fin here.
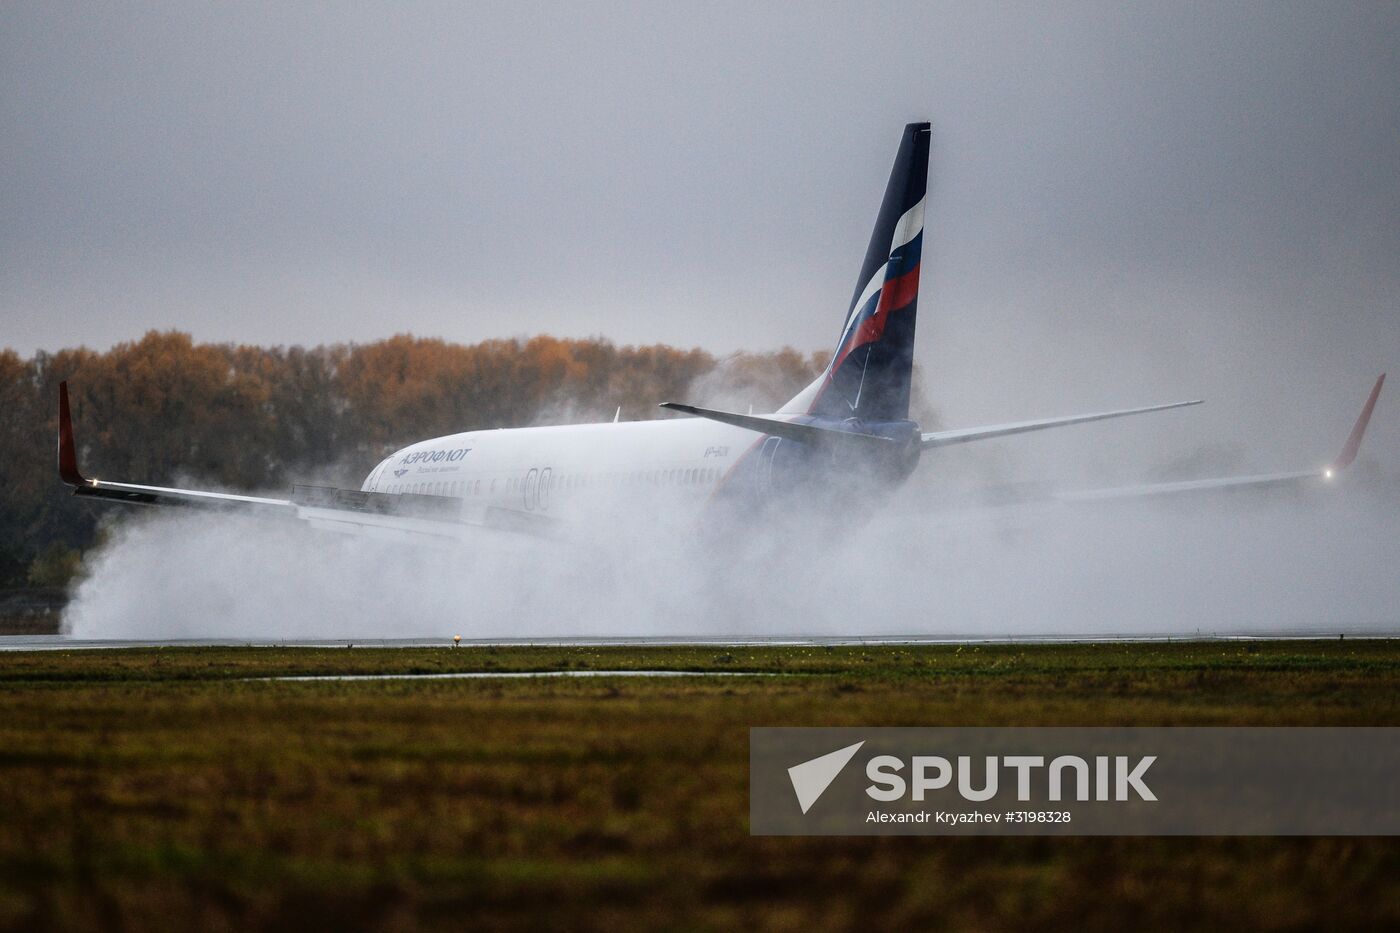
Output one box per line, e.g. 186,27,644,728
805,122,930,422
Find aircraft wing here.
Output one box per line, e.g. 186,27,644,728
1055,469,1326,502
1024,369,1383,504
57,382,555,546
1048,373,1385,502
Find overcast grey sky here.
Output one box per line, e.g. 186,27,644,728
3,2,1398,475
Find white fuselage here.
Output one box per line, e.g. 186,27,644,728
361,418,765,521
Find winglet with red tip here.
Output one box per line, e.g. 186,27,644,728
1332,373,1385,471
58,381,89,487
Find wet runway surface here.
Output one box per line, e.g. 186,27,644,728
1,629,1393,651
259,670,774,681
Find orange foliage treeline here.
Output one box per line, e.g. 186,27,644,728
0,331,825,585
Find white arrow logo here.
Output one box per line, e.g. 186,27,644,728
787,741,865,814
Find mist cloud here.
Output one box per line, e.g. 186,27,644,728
65,477,1400,639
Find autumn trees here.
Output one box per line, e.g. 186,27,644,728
0,331,824,587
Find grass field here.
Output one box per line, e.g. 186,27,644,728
1,641,1397,931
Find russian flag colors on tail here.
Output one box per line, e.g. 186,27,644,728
810,122,931,422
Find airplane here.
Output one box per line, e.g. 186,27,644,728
56,123,1385,543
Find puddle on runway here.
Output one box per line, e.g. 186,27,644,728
259,669,776,682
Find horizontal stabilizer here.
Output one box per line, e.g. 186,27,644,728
920,399,1202,450
659,403,895,449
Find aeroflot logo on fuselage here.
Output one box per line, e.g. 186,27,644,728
399,448,472,465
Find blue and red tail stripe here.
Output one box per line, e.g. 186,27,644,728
810,123,930,421
829,226,922,374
